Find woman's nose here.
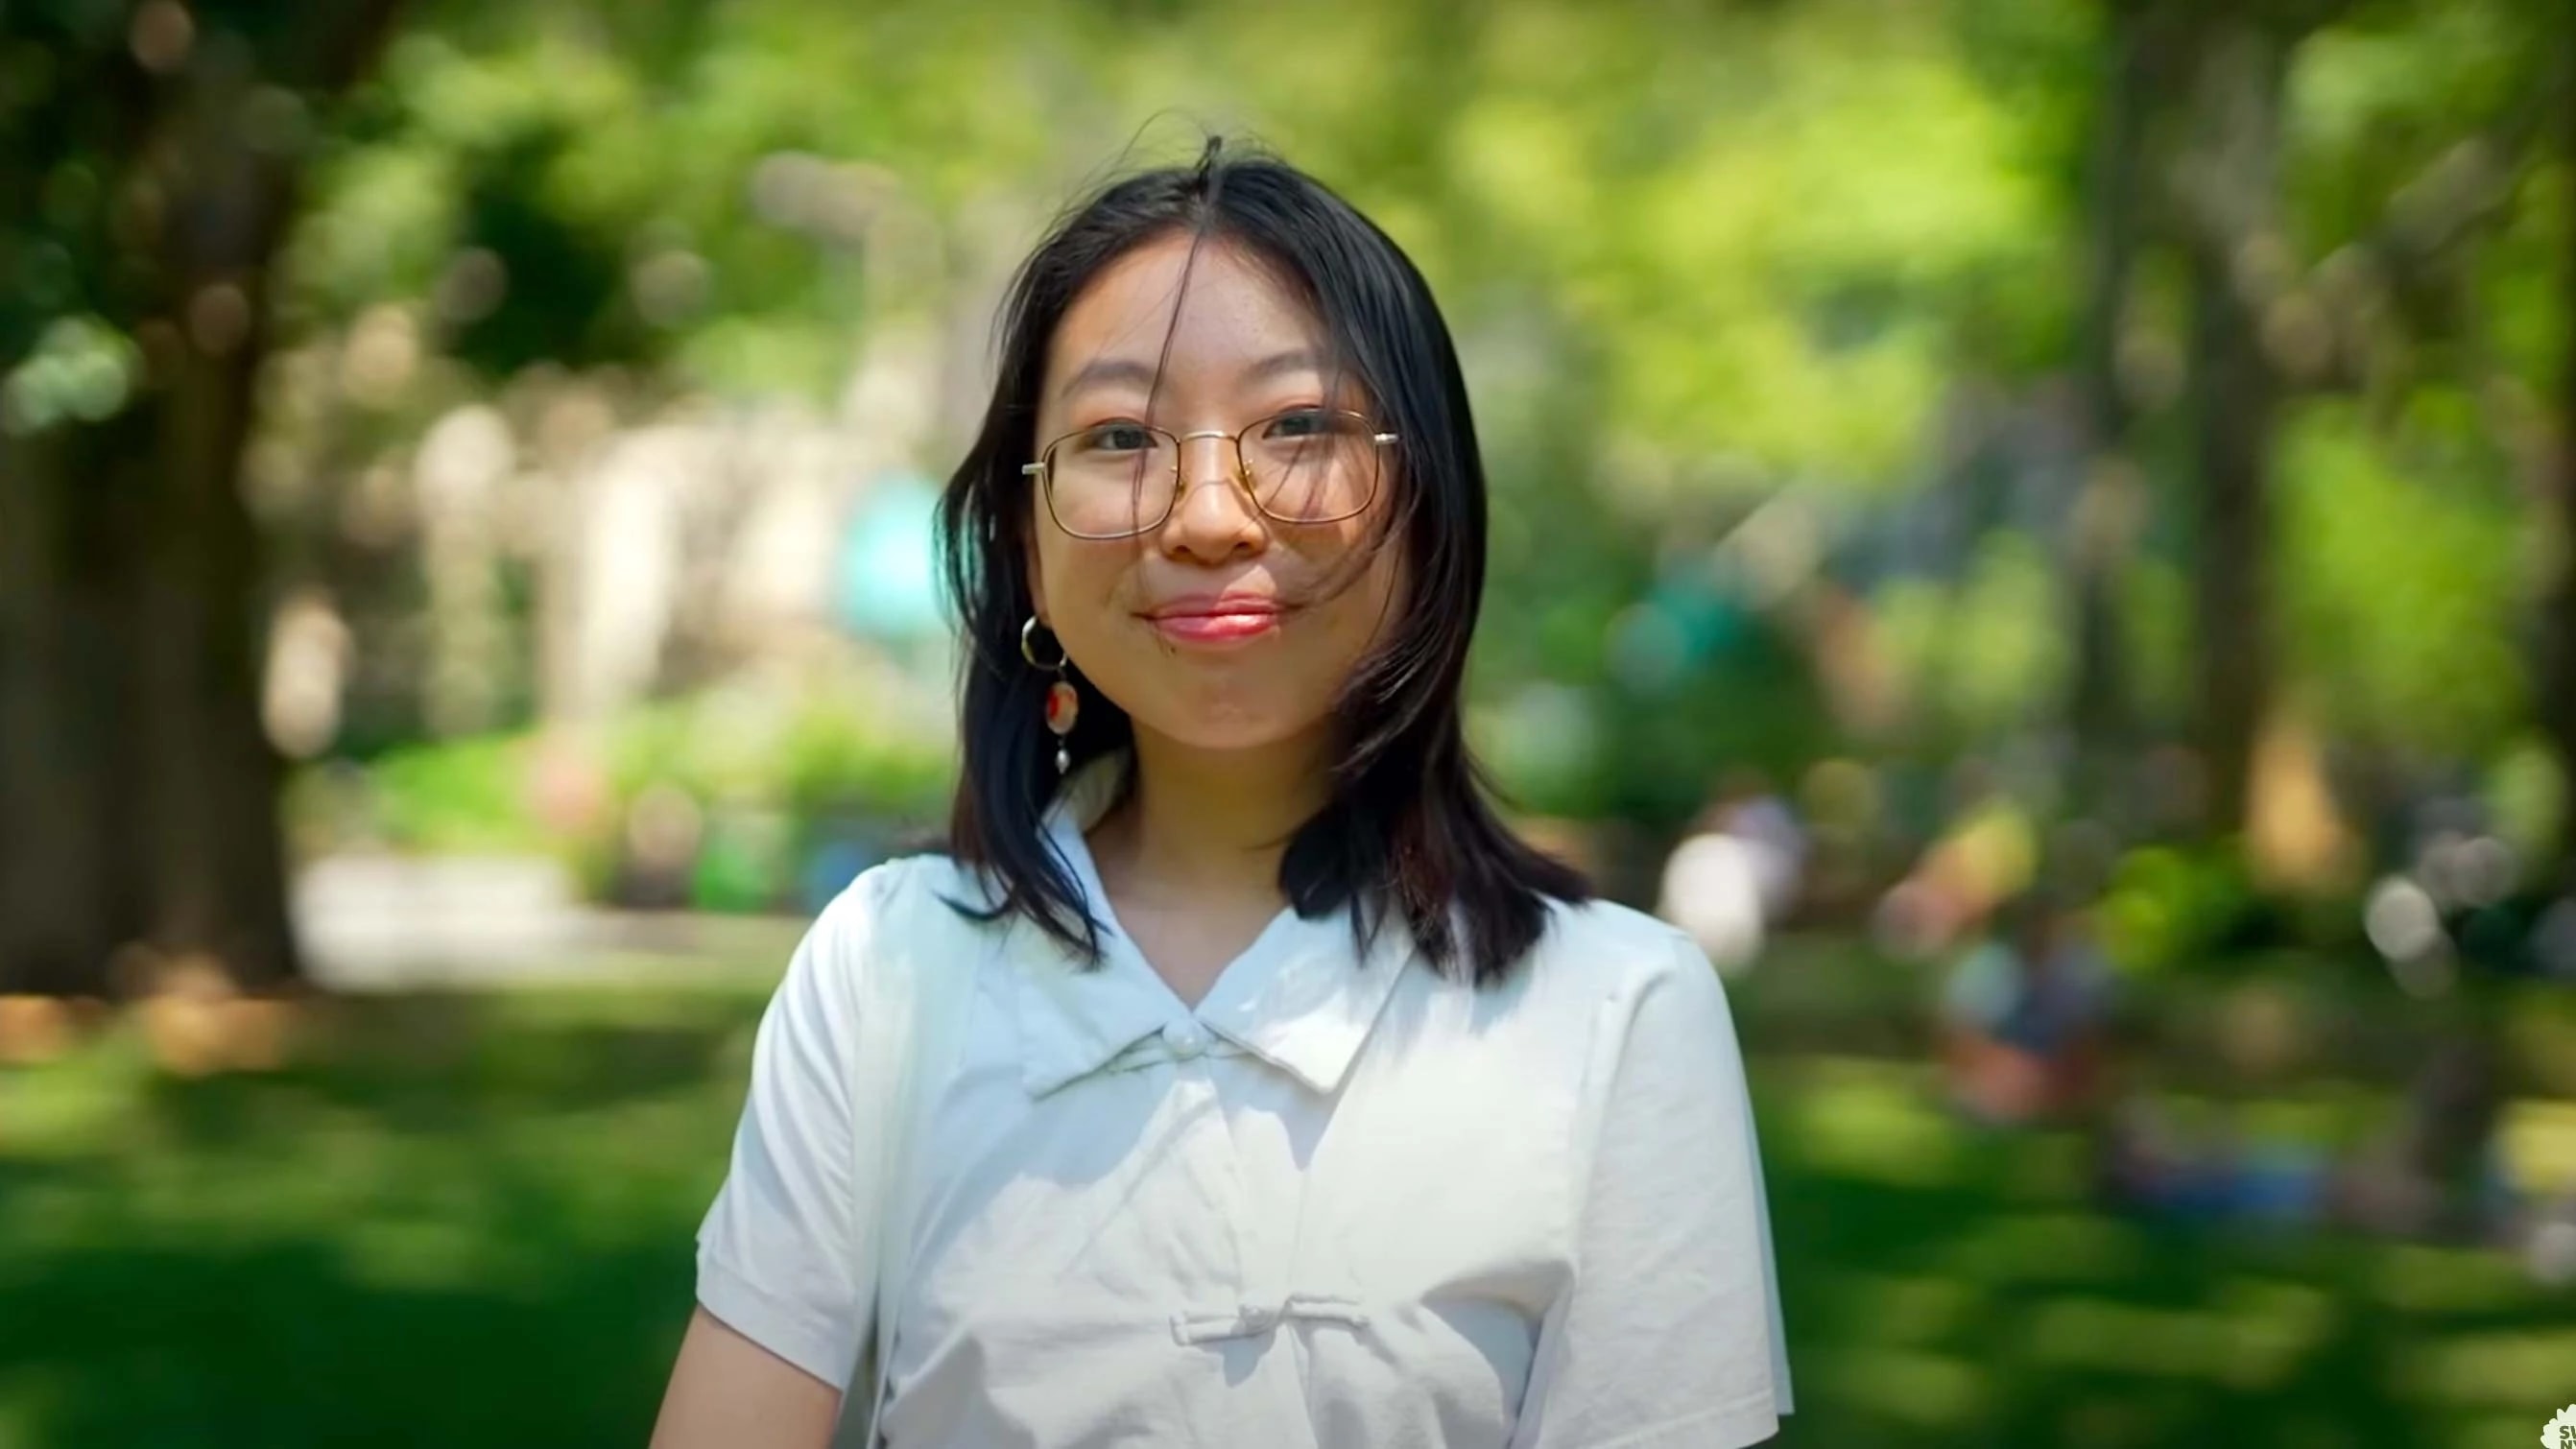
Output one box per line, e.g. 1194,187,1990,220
1158,434,1266,559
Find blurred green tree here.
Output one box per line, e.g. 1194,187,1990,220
2,0,2568,996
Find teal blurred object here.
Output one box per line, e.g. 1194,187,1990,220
837,473,946,641
802,837,880,914
1652,573,1754,663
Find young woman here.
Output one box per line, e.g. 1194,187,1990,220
653,142,1792,1448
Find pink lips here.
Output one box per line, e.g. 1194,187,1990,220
1145,594,1286,645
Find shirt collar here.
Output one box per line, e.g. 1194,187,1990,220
1011,753,1416,1099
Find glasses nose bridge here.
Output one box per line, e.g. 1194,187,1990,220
1172,426,1249,485
1157,426,1264,543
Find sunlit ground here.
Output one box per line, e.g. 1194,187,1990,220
0,981,774,1449
1,950,2570,1448
1762,1053,2574,1449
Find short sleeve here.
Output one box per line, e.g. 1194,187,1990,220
693,876,884,1389
1515,934,1794,1448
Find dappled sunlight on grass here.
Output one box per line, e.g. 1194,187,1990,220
1818,1346,1991,1429
2019,1286,2331,1389
2446,1413,2550,1449
0,983,773,1447
2368,1242,2536,1316
1747,1048,2575,1447
2045,1397,2196,1449
339,1212,495,1295
0,1374,65,1449
1825,1271,1987,1345
1944,1212,2151,1285
2,986,2570,1446
1997,1128,2096,1202
2213,1278,2341,1382
2397,1327,2576,1407
0,1026,161,1159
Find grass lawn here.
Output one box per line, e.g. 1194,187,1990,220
1,971,2570,1448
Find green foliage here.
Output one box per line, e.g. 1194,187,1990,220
2117,557,2193,729
0,313,140,436
603,682,954,825
772,695,956,824
1871,531,2073,748
1436,0,2065,487
1950,533,2074,736
368,733,544,853
252,0,2083,483
2481,737,2566,865
2098,842,2264,976
318,676,953,908
688,807,797,915
2276,397,2529,760
2286,0,2546,246
278,0,1085,398
13,0,2573,877
2481,154,2570,394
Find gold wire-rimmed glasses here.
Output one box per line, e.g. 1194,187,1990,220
1021,407,1398,540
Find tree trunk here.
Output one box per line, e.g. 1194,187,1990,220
127,144,306,991
2179,19,2288,837
0,432,123,995
2064,0,2157,816
0,4,402,997
2549,0,2576,878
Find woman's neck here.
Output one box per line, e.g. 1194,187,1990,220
1087,724,1333,911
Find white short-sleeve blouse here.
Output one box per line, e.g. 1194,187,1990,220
696,759,1794,1447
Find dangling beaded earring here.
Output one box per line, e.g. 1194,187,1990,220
1020,616,1078,775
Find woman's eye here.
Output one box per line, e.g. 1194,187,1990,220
1262,408,1332,440
1081,423,1155,453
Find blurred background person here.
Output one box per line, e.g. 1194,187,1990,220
1938,891,2115,1128
1658,767,1809,975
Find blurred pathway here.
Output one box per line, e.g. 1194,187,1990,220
293,854,812,989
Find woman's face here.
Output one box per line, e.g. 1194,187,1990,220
1026,233,1403,757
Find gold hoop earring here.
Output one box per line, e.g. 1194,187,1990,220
1021,617,1077,775
1019,615,1067,670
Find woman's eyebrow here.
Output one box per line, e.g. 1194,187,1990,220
1058,357,1158,400
1057,348,1327,402
1238,347,1325,385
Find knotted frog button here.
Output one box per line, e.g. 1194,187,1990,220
1161,1019,1208,1060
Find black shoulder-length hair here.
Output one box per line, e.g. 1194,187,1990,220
937,140,1588,987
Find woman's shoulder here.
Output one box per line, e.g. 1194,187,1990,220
1517,893,1716,1006
811,851,994,932
781,851,1007,996
1447,896,1747,1132
757,852,998,1060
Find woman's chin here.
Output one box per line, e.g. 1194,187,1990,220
1129,702,1328,757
